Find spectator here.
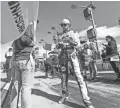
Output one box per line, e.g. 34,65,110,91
101,49,106,62
102,35,120,81
10,22,35,108
101,49,109,69
44,54,58,78
50,55,58,78
84,43,97,80
5,47,13,82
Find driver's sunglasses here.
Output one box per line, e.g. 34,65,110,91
61,24,67,27
106,38,108,41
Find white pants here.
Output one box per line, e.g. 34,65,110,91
60,51,92,107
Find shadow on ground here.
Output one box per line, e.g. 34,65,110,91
32,88,85,108
86,73,120,85
34,75,47,79
57,72,120,85
1,78,8,83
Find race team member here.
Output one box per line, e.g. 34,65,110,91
10,22,35,108
56,19,94,108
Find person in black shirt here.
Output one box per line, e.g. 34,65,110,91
10,22,35,108
102,35,120,81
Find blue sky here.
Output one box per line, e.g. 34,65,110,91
1,1,120,44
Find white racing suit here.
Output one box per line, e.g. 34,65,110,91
56,30,92,107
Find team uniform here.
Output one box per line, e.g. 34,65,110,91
56,29,93,107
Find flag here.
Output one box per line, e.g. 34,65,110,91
1,1,39,44
43,43,52,51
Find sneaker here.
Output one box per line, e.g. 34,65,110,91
58,95,66,104
86,105,95,108
66,93,69,99
18,103,21,108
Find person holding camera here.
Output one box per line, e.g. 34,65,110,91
102,35,120,81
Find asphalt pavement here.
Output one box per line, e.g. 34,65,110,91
1,70,120,108
34,71,120,108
